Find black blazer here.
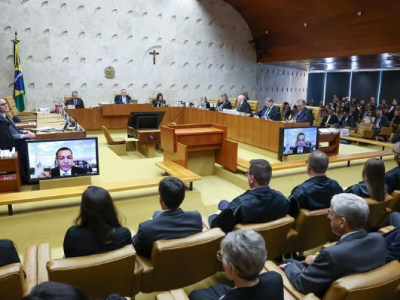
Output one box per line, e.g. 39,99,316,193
385,167,400,195
0,239,21,268
254,106,281,121
115,95,132,104
292,146,310,154
66,98,84,108
237,101,251,114
218,100,232,110
374,115,390,128
210,186,289,233
152,99,167,107
284,230,386,298
189,271,284,300
344,182,373,198
289,176,343,217
321,114,338,127
132,208,203,258
291,108,313,125
63,226,131,258
339,115,356,128
385,226,400,263
51,166,86,177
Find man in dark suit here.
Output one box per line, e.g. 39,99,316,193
236,95,251,114
348,105,359,123
384,212,400,263
66,91,85,108
320,108,338,128
48,147,86,177
254,98,281,121
388,99,397,120
373,110,390,139
289,150,343,217
279,193,386,298
114,89,132,104
209,159,289,233
289,99,313,125
132,177,203,258
334,111,356,128
218,93,232,110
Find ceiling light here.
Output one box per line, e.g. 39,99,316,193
358,11,363,16
265,31,268,34
304,22,308,27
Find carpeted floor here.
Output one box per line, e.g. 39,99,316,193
0,129,395,299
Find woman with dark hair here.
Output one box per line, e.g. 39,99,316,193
63,186,131,258
152,93,166,107
386,142,400,195
345,158,387,202
24,282,88,300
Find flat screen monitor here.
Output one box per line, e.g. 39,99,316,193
26,137,99,183
127,111,166,129
279,127,319,156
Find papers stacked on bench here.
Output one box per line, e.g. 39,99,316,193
318,128,339,135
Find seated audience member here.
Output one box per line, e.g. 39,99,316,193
320,108,338,128
66,91,85,108
243,91,250,101
386,142,400,195
392,131,400,144
44,147,86,178
24,281,88,300
373,110,390,139
384,212,400,263
132,177,203,258
370,97,377,111
362,110,374,123
349,105,359,122
307,99,314,106
292,132,310,154
254,98,281,120
334,110,356,128
391,110,400,132
279,193,386,298
288,151,343,217
319,100,324,108
152,93,167,107
63,186,131,258
334,105,342,119
218,93,232,110
0,239,21,268
236,95,251,114
389,99,397,119
189,230,284,300
292,105,298,115
114,89,131,104
0,97,35,140
289,99,313,125
199,96,210,109
209,159,289,233
282,102,293,120
382,106,390,119
345,158,387,202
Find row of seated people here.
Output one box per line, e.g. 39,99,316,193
1,146,400,299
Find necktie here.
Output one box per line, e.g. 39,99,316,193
376,118,381,128
326,115,331,124
62,172,69,177
293,111,300,120
263,108,270,119
74,99,77,106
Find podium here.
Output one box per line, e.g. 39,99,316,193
161,124,238,175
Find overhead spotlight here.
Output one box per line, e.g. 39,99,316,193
357,11,363,16
265,31,268,34
304,22,308,27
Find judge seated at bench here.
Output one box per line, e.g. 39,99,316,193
114,89,131,104
39,147,86,178
218,93,232,110
236,95,251,114
254,98,281,120
66,91,85,108
288,99,313,125
209,159,289,233
152,93,167,107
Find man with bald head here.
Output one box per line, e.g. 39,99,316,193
236,95,251,114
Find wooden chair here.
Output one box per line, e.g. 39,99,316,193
378,127,393,140
364,196,393,231
350,123,374,139
102,126,126,156
228,98,237,109
4,96,36,121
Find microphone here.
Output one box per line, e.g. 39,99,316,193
169,99,197,126
266,111,281,121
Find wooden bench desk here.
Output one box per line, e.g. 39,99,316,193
155,161,202,190
340,136,393,150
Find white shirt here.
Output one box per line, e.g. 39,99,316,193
60,168,72,177
121,96,127,104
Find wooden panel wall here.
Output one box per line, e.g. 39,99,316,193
224,0,400,62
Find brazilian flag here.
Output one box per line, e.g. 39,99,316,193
12,35,26,112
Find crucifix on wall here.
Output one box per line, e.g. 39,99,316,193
149,50,159,65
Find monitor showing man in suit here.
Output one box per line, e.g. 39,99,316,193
66,91,85,108
51,147,86,177
282,127,317,155
114,89,132,104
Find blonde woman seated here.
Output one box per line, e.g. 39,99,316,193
189,230,284,300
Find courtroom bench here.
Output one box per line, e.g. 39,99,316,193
340,136,393,150
237,149,393,171
1,169,201,215
155,161,202,191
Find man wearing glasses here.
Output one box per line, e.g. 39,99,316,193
0,97,35,140
208,159,289,233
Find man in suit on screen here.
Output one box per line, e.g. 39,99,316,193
49,147,85,177
254,98,281,121
114,89,132,104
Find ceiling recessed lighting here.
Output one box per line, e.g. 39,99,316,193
265,31,268,34
304,22,308,27
358,11,363,16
